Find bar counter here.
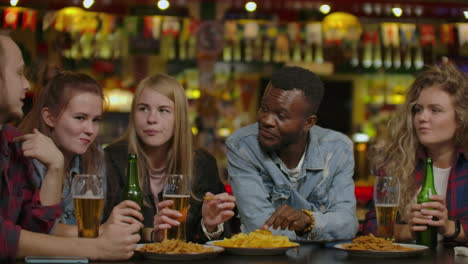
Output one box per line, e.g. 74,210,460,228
16,243,467,264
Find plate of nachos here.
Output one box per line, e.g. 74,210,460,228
136,239,224,261
207,230,299,256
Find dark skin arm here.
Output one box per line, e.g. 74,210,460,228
261,205,313,231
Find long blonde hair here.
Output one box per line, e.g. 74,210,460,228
369,62,468,221
19,71,105,174
115,73,193,194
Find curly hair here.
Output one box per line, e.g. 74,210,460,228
369,62,468,221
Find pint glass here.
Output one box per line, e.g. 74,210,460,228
374,176,400,241
163,174,190,241
72,174,104,238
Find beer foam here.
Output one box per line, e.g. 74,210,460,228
74,194,104,199
163,194,190,198
375,204,398,207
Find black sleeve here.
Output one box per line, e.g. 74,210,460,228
102,144,127,223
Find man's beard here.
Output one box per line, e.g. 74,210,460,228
258,135,281,153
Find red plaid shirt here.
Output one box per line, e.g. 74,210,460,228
0,124,62,260
363,149,468,246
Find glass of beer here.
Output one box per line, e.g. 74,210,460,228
72,174,104,238
163,174,190,241
374,176,400,241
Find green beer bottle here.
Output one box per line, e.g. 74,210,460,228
415,157,438,249
122,153,143,209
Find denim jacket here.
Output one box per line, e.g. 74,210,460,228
226,123,358,242
33,155,106,226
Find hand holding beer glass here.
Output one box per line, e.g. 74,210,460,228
162,174,190,241
374,176,400,241
72,174,105,238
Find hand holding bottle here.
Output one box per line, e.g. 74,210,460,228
419,195,451,236
102,200,144,232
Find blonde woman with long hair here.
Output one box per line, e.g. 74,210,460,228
363,63,468,245
104,73,236,243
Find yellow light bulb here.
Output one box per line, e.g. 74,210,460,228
245,2,257,12
319,4,331,15
158,0,170,10
392,7,403,17
83,0,94,9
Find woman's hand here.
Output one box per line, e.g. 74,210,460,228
152,200,183,242
101,200,144,235
202,192,236,232
409,195,451,236
15,128,64,169
419,195,452,236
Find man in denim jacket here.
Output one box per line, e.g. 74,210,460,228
226,66,358,242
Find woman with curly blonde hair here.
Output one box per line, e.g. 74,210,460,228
363,62,468,245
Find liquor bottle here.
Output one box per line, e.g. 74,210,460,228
223,41,233,62
314,43,324,64
122,153,144,209
244,39,253,62
384,44,392,70
304,43,313,63
393,45,401,70
373,40,382,70
262,40,271,63
416,157,438,249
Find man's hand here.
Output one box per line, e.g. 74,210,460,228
261,205,313,232
95,221,141,261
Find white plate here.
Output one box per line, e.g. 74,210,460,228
334,243,428,258
135,243,224,261
206,240,299,256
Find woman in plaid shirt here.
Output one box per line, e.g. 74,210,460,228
364,62,467,245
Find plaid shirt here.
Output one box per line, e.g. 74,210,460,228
363,149,468,246
0,124,62,260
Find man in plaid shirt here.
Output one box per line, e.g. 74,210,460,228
0,32,141,260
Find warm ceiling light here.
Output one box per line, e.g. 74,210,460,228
10,0,19,6
245,1,257,12
392,7,402,17
319,4,331,14
464,11,468,19
158,0,170,10
83,0,94,9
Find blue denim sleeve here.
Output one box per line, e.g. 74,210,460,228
226,137,297,239
305,139,359,241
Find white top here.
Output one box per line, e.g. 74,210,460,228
282,149,306,187
433,166,451,197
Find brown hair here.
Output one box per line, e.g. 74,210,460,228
19,71,105,174
0,31,11,93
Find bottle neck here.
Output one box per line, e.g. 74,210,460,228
128,160,139,186
422,159,437,193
